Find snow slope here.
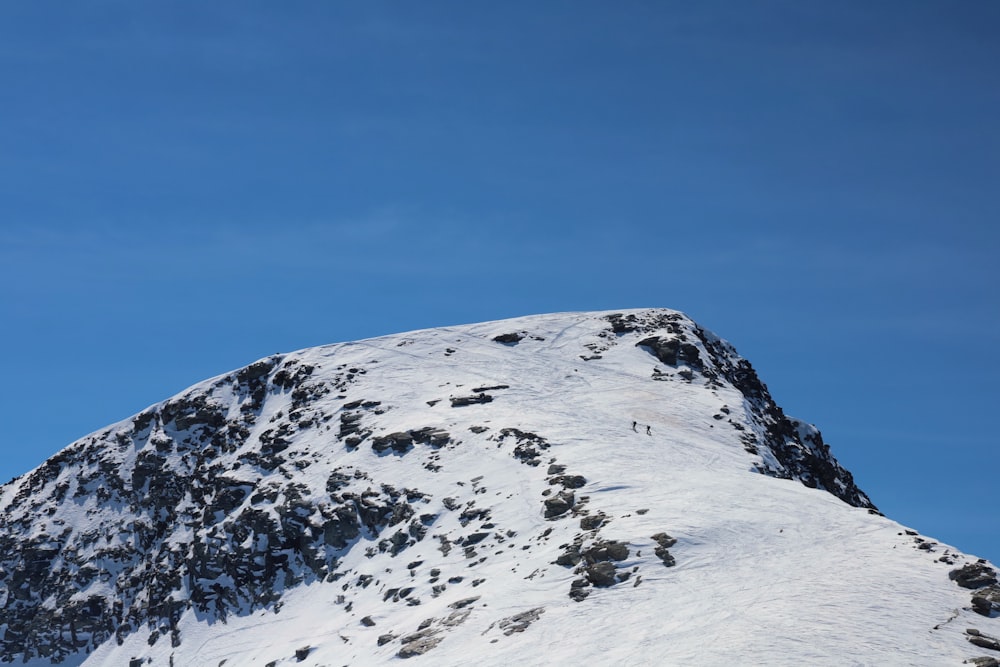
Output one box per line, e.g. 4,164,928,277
1,309,997,666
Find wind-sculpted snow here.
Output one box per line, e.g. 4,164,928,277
0,308,996,666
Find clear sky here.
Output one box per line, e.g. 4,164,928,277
2,2,997,563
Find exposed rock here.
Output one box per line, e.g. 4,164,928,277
967,629,1000,652
652,532,678,567
568,578,591,601
498,607,545,635
549,474,587,489
969,637,1000,652
689,326,876,510
472,384,510,392
372,431,414,454
492,332,524,345
972,597,997,617
606,313,641,334
952,563,998,590
397,629,442,658
499,428,551,466
965,657,1000,666
556,541,583,567
449,596,480,610
544,491,575,519
582,540,629,564
450,394,494,407
636,336,703,369
585,562,618,587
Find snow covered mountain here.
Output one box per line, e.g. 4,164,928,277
1,308,997,666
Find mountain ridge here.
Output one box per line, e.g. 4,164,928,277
1,308,997,666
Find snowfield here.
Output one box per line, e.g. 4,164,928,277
1,309,997,666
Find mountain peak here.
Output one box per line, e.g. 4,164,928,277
1,308,996,666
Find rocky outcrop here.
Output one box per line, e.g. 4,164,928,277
952,563,999,590
966,628,1000,652
608,310,874,510
0,356,444,663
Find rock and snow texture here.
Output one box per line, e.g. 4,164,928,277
0,308,997,666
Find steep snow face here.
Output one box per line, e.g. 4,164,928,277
1,308,997,666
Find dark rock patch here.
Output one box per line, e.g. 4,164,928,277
556,545,582,567
449,596,480,610
471,384,510,393
966,628,1000,652
606,313,640,334
450,394,494,407
636,336,703,369
498,428,551,466
952,563,998,590
544,491,575,519
497,607,545,635
549,474,586,489
966,658,1000,667
581,540,629,564
568,578,590,602
585,562,618,587
652,532,677,567
492,333,524,345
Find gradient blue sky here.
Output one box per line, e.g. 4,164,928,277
2,2,997,563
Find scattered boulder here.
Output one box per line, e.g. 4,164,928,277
582,540,629,564
549,474,587,489
606,313,640,334
492,333,524,345
544,491,575,519
652,532,678,567
967,629,1000,653
497,607,545,635
569,578,590,602
449,596,480,610
371,432,414,454
972,596,997,617
397,630,442,658
450,394,494,407
556,544,582,567
585,562,617,587
965,657,1000,667
968,637,1000,653
951,563,998,590
636,336,703,368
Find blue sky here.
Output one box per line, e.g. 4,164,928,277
2,2,997,563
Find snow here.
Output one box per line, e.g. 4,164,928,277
2,308,996,666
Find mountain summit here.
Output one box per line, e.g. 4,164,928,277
1,309,997,666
